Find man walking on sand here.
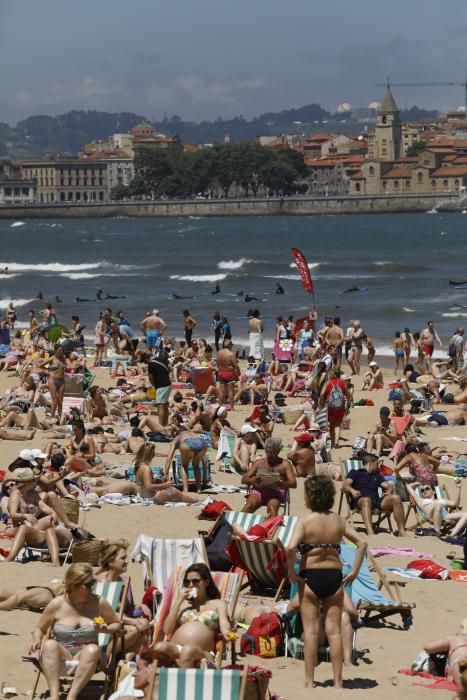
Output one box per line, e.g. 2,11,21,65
140,309,166,350
420,320,442,371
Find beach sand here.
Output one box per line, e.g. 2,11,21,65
0,365,466,699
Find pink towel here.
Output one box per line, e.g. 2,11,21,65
370,546,434,559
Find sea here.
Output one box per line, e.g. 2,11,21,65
1,212,467,357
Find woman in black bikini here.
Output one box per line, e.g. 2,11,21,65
47,344,66,418
286,475,366,689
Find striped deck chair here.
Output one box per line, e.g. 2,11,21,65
341,544,415,629
339,459,394,534
131,535,208,595
404,482,452,532
31,579,127,699
225,511,298,598
152,567,244,665
154,666,247,700
62,395,85,417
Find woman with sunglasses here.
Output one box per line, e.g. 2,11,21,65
406,480,467,537
29,563,122,700
152,563,232,668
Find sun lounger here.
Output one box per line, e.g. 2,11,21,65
339,459,394,534
153,666,247,700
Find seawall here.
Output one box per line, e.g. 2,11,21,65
0,193,465,218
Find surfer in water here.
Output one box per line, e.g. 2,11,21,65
245,294,257,302
342,285,368,294
172,293,194,300
212,284,221,295
275,283,285,295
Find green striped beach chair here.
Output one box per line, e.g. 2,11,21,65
31,579,127,698
339,459,394,533
224,510,298,598
155,666,247,700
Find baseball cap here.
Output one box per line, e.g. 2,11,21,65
369,361,379,367
241,424,258,435
13,467,35,482
19,449,38,466
294,433,313,443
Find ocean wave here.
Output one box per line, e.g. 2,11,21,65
170,273,227,282
0,261,108,272
218,258,254,270
402,307,416,312
441,312,467,318
263,274,300,280
0,298,35,307
63,273,100,280
288,262,321,269
10,221,25,228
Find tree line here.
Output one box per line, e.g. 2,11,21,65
113,143,308,199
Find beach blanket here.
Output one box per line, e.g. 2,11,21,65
131,535,207,592
370,546,434,559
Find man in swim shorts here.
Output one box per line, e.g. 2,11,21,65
420,320,442,371
216,339,240,407
241,437,297,516
140,309,166,350
147,350,172,427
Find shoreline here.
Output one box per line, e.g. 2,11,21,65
0,192,465,218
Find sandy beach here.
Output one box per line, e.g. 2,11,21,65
0,363,466,700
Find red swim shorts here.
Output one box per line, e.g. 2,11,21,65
218,369,237,384
422,344,434,358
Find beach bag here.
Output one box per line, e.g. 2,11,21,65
227,665,272,700
205,517,233,571
240,612,283,658
407,559,449,580
328,382,345,410
198,500,231,520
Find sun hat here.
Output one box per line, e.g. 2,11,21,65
241,424,258,435
216,406,227,417
369,361,379,367
31,449,48,460
13,467,35,482
18,449,38,466
341,374,352,381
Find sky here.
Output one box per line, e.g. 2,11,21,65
2,0,467,125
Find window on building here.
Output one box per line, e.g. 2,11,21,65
355,183,361,192
443,179,449,188
424,159,430,165
60,192,65,202
40,194,44,202
405,180,411,188
22,188,29,195
369,166,375,176
99,191,104,201
431,180,436,188
418,172,423,184
454,179,460,190
4,187,11,196
382,181,387,189
382,116,387,124
76,192,81,201
83,192,88,202
68,192,73,201
394,181,399,189
382,148,387,156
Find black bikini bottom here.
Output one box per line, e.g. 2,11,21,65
299,568,343,600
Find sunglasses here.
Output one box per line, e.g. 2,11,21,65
80,579,96,589
183,578,202,587
421,487,432,492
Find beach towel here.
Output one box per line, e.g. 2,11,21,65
131,536,206,592
398,668,456,692
370,546,433,559
249,332,264,360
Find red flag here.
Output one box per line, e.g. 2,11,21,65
290,247,314,295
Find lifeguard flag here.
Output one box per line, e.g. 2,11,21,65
290,247,314,295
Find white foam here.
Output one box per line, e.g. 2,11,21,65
373,261,391,266
63,273,100,280
0,262,107,272
264,274,300,280
0,298,35,307
218,258,254,270
10,221,25,228
170,273,227,282
288,262,320,269
441,312,467,318
402,307,416,312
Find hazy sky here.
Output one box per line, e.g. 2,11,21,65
2,0,467,124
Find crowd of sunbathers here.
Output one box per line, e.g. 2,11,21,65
0,303,467,698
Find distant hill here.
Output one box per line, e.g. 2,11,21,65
0,103,440,158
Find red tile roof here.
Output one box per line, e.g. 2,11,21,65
431,166,467,177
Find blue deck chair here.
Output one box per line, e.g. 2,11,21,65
341,544,415,628
154,667,247,700
172,454,212,490
126,464,164,482
404,482,451,532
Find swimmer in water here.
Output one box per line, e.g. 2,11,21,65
212,284,221,295
275,283,285,295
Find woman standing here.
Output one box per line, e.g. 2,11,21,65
248,309,264,361
163,416,212,492
183,310,197,347
287,476,366,689
47,344,66,419
93,313,106,369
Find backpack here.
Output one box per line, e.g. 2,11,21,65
328,381,345,410
240,612,283,658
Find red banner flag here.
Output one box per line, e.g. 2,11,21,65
290,247,314,295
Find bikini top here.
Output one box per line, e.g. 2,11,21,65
179,608,220,630
53,623,98,646
298,543,341,555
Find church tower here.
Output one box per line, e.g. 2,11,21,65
373,84,402,161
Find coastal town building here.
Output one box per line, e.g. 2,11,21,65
78,151,134,197
0,179,36,205
130,122,181,150
21,159,109,203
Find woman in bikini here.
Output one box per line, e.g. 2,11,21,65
164,416,212,492
346,321,364,376
134,443,200,504
29,563,122,700
394,443,439,487
424,619,467,697
287,475,366,689
47,344,66,419
0,581,63,611
406,480,467,537
66,419,104,477
152,563,232,669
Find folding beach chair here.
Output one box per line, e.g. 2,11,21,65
404,482,453,532
224,510,297,598
131,535,208,598
152,566,244,666
339,459,394,534
172,454,212,490
153,666,247,700
30,579,127,699
190,366,215,396
126,464,164,483
341,544,415,629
